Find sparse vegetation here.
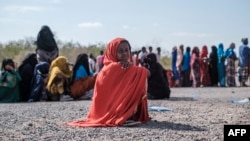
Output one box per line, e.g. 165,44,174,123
0,38,171,69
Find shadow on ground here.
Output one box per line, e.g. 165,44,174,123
135,120,206,131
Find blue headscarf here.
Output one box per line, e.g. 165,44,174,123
217,43,224,63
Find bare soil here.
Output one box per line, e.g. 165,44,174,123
0,87,249,141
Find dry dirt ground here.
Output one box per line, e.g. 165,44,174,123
0,87,249,141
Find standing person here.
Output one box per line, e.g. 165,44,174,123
224,43,237,87
96,50,104,72
18,53,38,101
190,47,201,87
138,46,148,66
88,53,96,73
0,58,21,102
238,38,250,86
217,43,226,87
209,46,218,86
171,46,179,87
66,37,150,127
148,46,153,54
176,44,184,86
199,45,211,87
156,47,161,64
181,46,191,87
144,53,171,99
35,25,59,64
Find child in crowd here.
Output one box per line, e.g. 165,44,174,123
28,62,50,102
46,56,72,101
0,58,21,102
70,53,97,100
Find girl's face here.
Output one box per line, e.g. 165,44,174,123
116,42,130,62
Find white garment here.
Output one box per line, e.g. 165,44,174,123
88,58,95,73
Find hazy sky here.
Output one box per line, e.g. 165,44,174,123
0,0,249,54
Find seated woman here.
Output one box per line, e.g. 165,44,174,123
70,53,97,100
46,56,72,101
66,37,150,127
18,53,38,101
144,53,171,99
0,58,21,103
28,62,50,102
35,25,59,64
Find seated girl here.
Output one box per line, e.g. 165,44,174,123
70,53,97,100
46,56,72,101
66,37,150,127
0,58,21,103
28,62,50,102
144,53,171,99
18,53,38,101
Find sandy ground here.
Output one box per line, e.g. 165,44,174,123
0,87,249,141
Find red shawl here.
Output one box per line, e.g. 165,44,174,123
66,37,149,127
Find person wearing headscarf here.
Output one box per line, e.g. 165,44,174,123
46,56,72,101
28,62,50,102
176,44,184,86
181,46,191,87
217,43,226,87
238,38,250,87
208,46,218,86
199,45,211,87
144,53,171,99
35,25,59,64
66,37,150,127
190,47,201,87
18,53,38,101
0,58,21,102
70,53,97,100
171,46,179,87
224,43,237,87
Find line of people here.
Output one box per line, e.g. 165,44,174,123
169,38,250,88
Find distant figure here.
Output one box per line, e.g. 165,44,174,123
138,46,148,66
18,53,38,101
88,53,96,73
238,38,250,87
96,50,104,72
28,62,50,102
156,47,161,64
209,46,218,86
70,53,97,100
224,43,237,87
181,46,191,87
0,58,21,102
171,46,179,86
144,53,171,99
176,44,184,86
132,50,140,66
35,25,59,64
217,43,226,87
148,46,153,54
67,37,150,127
200,45,211,87
46,56,72,101
190,47,200,87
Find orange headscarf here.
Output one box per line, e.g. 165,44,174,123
66,37,149,127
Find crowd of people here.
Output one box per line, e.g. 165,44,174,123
168,39,250,88
0,24,249,127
